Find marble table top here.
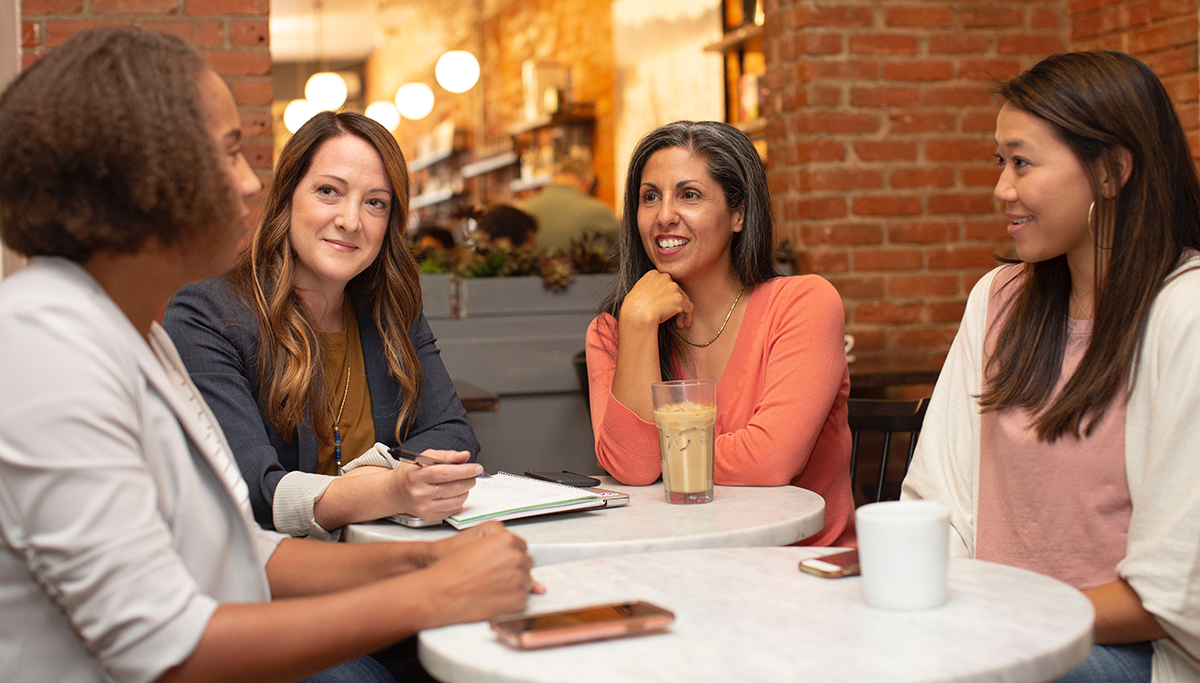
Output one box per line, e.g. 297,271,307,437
419,547,1094,683
344,477,826,566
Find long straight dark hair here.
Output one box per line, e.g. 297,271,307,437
601,121,777,380
982,51,1200,440
228,111,423,445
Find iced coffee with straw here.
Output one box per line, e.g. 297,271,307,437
652,380,716,504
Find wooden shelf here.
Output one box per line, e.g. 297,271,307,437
704,23,763,53
507,108,596,137
409,148,462,173
410,188,464,210
461,151,519,179
509,176,551,193
737,118,768,137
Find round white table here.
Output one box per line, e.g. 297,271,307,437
419,547,1094,683
344,477,826,566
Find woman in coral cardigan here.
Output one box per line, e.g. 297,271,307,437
586,121,854,546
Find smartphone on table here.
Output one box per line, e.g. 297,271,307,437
798,549,860,578
490,601,674,649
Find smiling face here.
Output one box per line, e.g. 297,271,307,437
636,146,744,287
993,102,1096,267
288,134,392,297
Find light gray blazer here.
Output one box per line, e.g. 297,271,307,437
0,258,284,683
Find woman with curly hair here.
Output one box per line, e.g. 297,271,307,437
0,26,534,683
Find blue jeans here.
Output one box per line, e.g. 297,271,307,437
1056,643,1153,683
299,636,436,683
299,655,394,683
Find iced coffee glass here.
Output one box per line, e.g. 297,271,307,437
651,380,716,504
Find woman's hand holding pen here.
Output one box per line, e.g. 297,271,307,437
393,449,482,521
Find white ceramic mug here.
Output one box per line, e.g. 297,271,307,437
856,500,950,610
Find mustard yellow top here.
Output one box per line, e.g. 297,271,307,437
317,304,375,476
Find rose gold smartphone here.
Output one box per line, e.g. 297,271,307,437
490,601,675,649
798,549,860,578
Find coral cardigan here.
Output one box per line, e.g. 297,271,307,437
586,275,854,546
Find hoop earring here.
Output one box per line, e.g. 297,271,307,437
1088,201,1095,240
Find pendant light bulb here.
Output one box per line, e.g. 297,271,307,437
305,71,348,111
435,50,480,94
394,82,434,121
364,101,401,132
283,98,319,134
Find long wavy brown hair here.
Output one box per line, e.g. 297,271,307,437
228,111,423,445
982,51,1200,441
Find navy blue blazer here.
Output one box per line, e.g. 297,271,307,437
163,275,479,531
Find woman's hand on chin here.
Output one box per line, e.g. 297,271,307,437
621,270,694,331
391,449,482,521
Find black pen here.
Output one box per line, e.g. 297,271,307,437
389,447,443,467
389,447,491,477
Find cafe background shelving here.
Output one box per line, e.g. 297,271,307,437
705,0,767,162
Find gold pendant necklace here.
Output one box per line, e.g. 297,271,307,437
674,284,747,348
331,304,351,469
1070,287,1093,321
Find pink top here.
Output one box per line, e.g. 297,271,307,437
976,266,1131,591
586,276,855,547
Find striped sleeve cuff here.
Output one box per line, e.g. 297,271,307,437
271,471,340,541
339,442,397,473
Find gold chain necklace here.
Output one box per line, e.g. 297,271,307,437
1070,288,1093,321
673,284,746,348
331,304,351,469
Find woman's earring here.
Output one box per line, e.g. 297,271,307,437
1087,201,1096,240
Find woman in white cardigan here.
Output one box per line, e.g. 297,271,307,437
902,51,1200,683
0,27,536,683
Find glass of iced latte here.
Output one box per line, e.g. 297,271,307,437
651,380,716,504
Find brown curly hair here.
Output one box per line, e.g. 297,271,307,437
0,26,237,261
227,111,424,446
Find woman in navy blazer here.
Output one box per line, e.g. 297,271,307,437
165,112,481,540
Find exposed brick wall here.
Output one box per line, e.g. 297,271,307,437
763,0,1069,378
21,0,274,192
1070,0,1199,156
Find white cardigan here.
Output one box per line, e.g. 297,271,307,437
0,258,284,683
902,258,1200,682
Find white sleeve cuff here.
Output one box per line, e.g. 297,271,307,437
339,442,398,473
271,471,341,541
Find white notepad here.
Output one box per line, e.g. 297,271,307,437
446,472,606,529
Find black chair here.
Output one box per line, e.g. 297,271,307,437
848,397,930,504
572,350,590,415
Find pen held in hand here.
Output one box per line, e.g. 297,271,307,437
390,447,444,467
389,447,491,477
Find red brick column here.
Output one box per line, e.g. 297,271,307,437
21,0,274,190
763,0,1067,379
1070,0,1199,158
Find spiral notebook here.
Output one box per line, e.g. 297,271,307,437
445,472,607,529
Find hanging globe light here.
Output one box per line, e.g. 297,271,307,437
304,71,348,111
435,50,480,94
283,98,319,134
364,100,401,132
394,82,434,121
